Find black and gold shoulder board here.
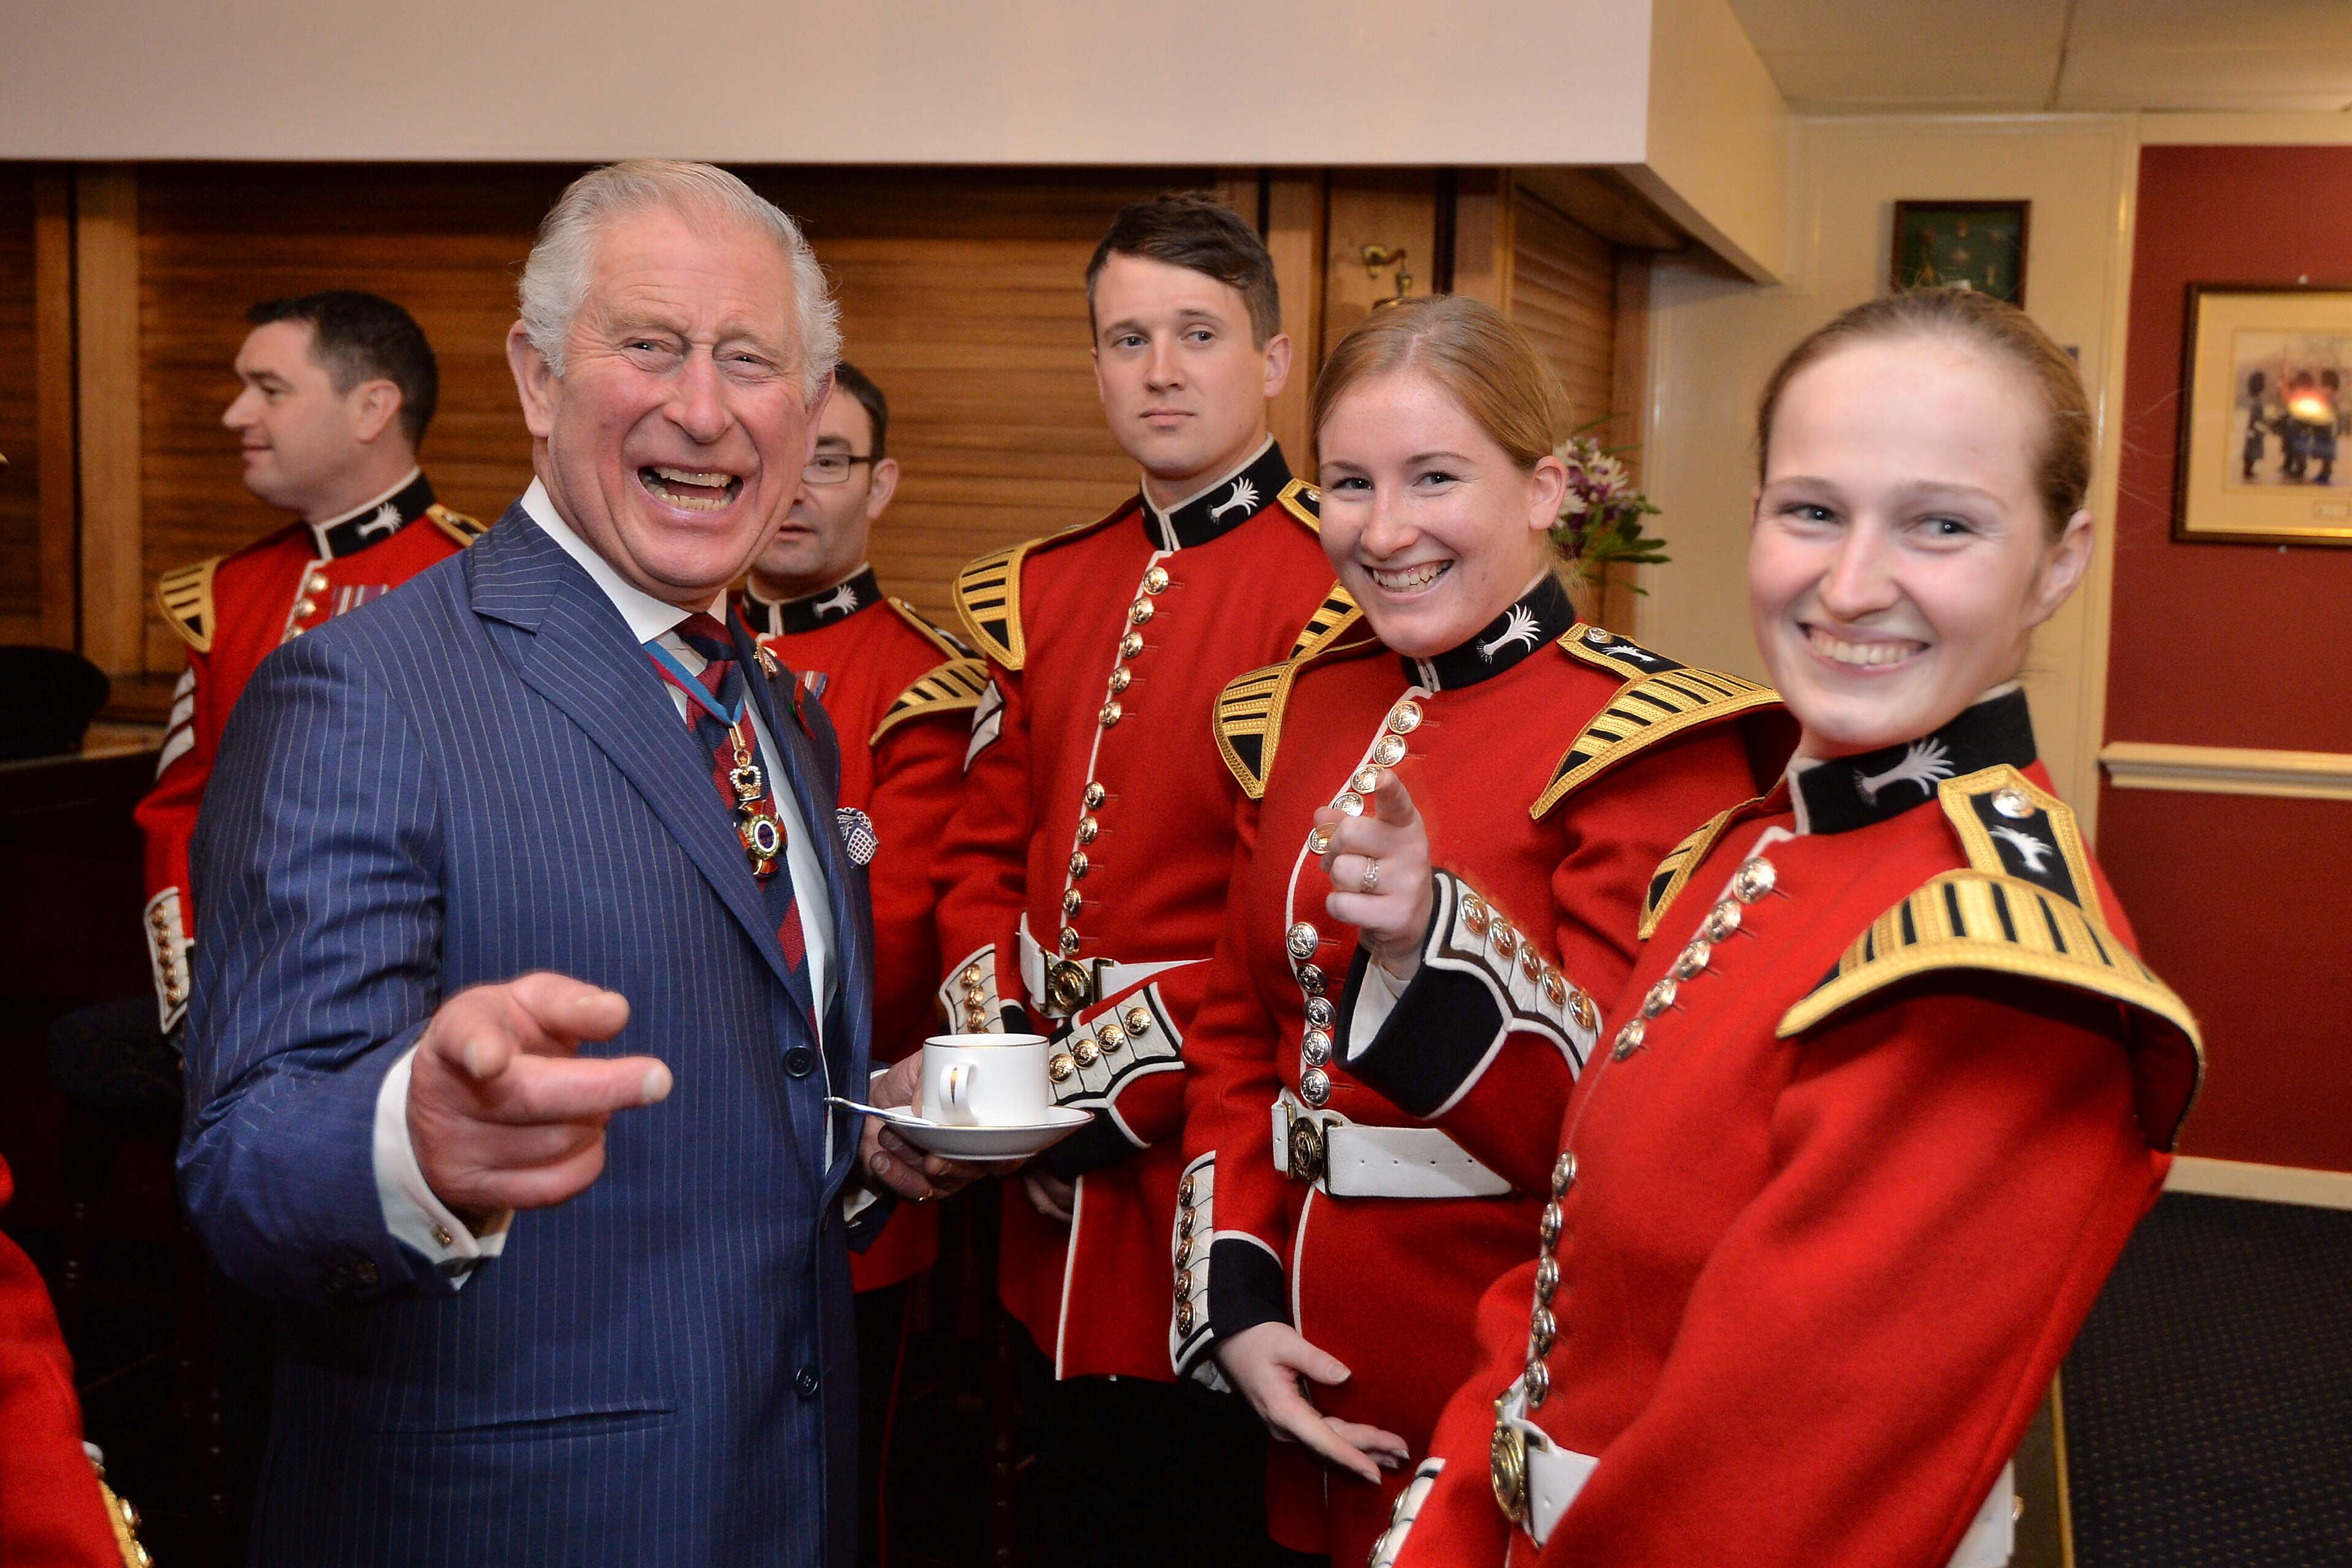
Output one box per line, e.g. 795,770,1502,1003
951,511,1124,672
1533,625,1781,820
1779,765,2203,1148
1638,805,1750,940
157,557,221,654
1214,659,1307,799
952,542,1035,670
1277,476,1322,533
886,596,974,661
1286,588,1360,661
427,502,489,548
872,656,991,745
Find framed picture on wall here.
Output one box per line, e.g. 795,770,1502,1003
2175,284,2352,546
1889,200,2028,304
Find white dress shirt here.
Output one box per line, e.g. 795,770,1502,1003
372,480,838,1281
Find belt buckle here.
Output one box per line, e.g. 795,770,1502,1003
1490,1400,1529,1524
1044,957,1096,1016
1285,1105,1327,1186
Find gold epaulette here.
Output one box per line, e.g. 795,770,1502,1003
873,656,990,745
427,502,489,548
1533,624,1782,820
1778,765,2203,1147
886,596,974,661
157,557,220,654
1638,805,1749,940
952,510,1130,671
1276,476,1322,533
1287,588,1360,660
952,543,1031,669
1213,660,1298,799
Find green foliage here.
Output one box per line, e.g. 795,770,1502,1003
1548,417,1670,595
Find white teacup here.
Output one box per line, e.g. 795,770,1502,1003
920,1034,1052,1127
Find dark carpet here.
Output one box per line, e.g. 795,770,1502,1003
2063,1191,2352,1567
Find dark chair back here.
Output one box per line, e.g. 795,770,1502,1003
0,646,112,762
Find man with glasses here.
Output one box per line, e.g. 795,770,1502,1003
736,361,986,1561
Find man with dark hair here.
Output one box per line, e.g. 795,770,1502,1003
734,361,986,1561
934,193,1345,1566
136,290,484,1036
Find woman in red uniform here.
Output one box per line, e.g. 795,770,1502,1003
1370,290,2203,1568
1172,296,1778,1567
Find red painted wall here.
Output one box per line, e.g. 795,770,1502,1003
2102,144,2352,1171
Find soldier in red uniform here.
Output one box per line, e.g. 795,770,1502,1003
1,1155,148,1567
732,361,984,1563
136,292,483,1035
930,194,1339,1565
1370,291,2202,1568
1173,298,1779,1567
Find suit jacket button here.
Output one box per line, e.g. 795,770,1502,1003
353,1259,379,1287
794,1364,821,1399
786,1047,816,1078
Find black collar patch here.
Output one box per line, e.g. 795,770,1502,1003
317,472,435,560
1792,687,2037,835
1140,442,1292,552
742,566,882,636
1400,574,1579,692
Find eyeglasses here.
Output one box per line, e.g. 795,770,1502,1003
802,452,878,486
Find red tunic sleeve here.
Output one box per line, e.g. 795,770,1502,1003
0,1160,130,1566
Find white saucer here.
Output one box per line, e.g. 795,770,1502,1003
872,1104,1092,1162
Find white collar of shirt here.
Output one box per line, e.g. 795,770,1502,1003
520,478,724,644
307,467,424,556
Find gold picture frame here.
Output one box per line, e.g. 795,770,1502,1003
2175,284,2352,546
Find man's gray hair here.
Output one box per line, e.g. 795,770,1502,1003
519,159,841,400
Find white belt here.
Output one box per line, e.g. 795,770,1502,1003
1491,1385,2015,1564
1015,914,1200,1016
1273,1089,1512,1200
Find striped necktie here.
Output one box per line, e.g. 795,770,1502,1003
652,613,809,982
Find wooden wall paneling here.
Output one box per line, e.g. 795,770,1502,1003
0,168,42,640
759,166,1214,623
75,165,142,676
1261,169,1327,470
1450,169,1511,311
130,162,1225,643
32,171,76,650
1321,171,1439,354
1503,187,1622,626
1599,249,1651,632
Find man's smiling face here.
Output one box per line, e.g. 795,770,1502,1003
511,202,825,609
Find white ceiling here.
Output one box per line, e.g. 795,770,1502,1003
1727,0,2352,114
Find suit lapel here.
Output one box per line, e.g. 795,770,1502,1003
472,516,802,998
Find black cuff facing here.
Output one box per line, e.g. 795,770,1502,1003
1206,1235,1290,1344
1040,1108,1141,1178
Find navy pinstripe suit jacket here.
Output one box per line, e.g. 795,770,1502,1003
179,505,876,1567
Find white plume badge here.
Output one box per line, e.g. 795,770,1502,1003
1990,824,2056,873
1854,737,1955,803
1476,605,1541,662
355,500,403,540
814,582,859,618
1208,478,1259,522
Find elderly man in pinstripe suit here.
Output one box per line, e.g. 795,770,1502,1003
178,161,973,1566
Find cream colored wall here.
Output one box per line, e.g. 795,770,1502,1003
1634,116,2138,822
1626,0,1792,282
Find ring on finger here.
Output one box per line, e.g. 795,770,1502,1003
1358,857,1380,894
